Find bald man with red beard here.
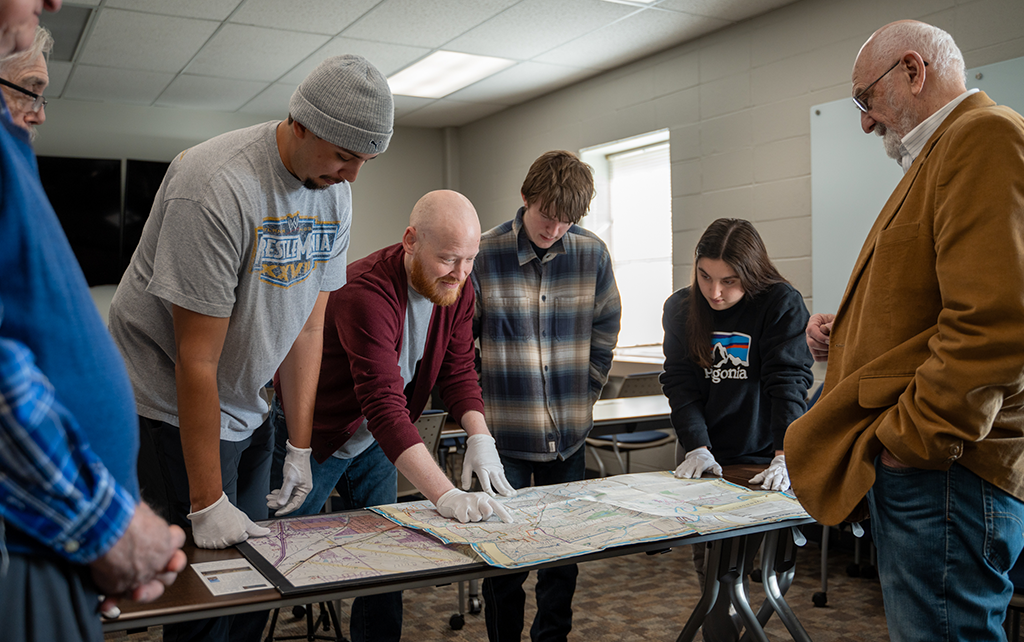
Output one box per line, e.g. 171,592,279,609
268,189,515,642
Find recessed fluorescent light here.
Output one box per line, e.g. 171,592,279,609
599,0,658,5
387,51,516,99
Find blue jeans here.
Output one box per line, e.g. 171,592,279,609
868,458,1024,642
483,447,586,642
269,398,401,642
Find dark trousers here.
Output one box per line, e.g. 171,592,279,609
483,448,586,642
0,552,103,642
141,415,273,642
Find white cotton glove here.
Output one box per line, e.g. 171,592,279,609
749,454,790,492
266,440,314,516
461,434,517,497
187,492,270,549
435,488,515,524
674,447,723,479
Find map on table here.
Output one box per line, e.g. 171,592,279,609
373,471,809,568
237,511,480,595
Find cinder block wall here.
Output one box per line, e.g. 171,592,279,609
457,0,1024,311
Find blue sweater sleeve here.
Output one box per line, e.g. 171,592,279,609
0,336,135,564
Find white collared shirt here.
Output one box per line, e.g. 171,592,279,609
898,88,980,173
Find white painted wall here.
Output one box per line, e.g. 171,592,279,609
34,99,445,261
457,0,1024,310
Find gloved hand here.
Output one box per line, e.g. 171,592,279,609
674,446,723,479
461,434,517,497
749,454,790,491
187,492,270,549
266,439,314,516
435,488,514,523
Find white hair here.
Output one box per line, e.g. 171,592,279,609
870,21,965,87
0,26,54,79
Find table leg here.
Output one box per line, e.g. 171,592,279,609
676,540,723,642
725,536,769,642
678,536,768,642
756,529,812,642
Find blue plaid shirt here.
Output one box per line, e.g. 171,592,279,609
472,208,621,461
0,338,135,563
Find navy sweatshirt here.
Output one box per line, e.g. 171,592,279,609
660,283,813,465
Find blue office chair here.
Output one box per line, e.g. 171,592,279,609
586,371,675,476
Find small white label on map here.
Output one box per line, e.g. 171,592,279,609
191,559,271,596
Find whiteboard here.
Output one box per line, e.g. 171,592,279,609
810,55,1024,314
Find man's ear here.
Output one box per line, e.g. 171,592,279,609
291,118,310,139
401,226,417,255
903,50,928,96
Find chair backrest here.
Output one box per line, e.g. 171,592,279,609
617,371,664,398
397,410,448,497
414,409,447,454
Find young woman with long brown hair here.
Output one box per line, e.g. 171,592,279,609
660,217,813,641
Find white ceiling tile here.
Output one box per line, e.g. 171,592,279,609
535,9,728,71
342,0,519,49
156,74,268,111
446,61,596,105
104,0,243,21
36,0,803,123
444,0,636,60
657,0,797,22
46,61,73,96
280,37,431,84
78,9,218,73
395,98,507,128
238,82,296,117
392,94,435,119
230,0,381,35
187,24,329,81
63,64,175,105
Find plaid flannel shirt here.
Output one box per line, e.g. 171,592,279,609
472,208,620,461
0,337,134,563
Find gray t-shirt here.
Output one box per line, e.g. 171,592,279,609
332,284,434,459
109,121,349,441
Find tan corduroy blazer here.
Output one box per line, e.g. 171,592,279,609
785,92,1024,525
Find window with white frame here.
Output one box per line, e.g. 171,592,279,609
581,131,672,350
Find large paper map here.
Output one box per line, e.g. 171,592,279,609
239,511,479,593
373,471,808,568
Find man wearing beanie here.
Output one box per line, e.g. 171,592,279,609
108,55,393,642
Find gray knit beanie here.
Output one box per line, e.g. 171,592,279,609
289,55,394,155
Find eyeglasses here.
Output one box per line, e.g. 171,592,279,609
851,59,928,113
0,77,47,112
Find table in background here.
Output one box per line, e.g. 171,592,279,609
440,393,673,442
591,393,672,437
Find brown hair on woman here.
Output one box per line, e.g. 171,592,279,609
686,218,789,368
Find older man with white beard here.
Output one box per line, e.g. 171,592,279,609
787,20,1024,642
0,25,50,141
